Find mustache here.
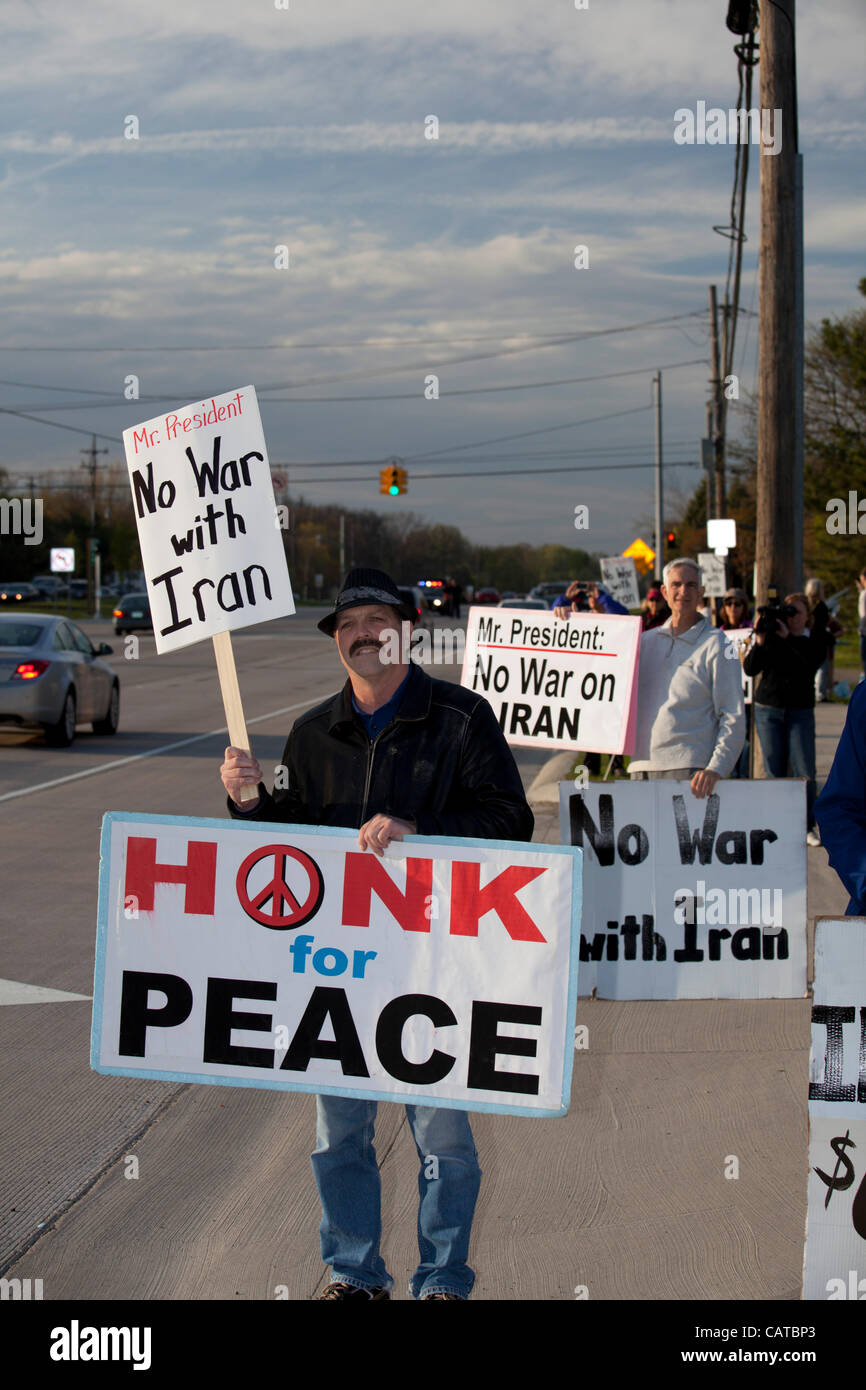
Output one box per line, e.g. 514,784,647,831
349,637,384,656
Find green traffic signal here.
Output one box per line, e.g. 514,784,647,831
389,484,399,495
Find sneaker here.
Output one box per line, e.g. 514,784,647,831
318,1281,390,1300
806,830,821,847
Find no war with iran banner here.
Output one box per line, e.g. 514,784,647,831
559,780,807,999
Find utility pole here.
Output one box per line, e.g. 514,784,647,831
81,435,108,612
339,512,345,577
80,435,108,530
653,371,664,580
756,0,802,603
708,284,728,521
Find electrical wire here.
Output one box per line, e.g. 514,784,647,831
0,357,708,413
403,405,653,461
0,312,705,357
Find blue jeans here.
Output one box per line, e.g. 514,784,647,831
311,1095,481,1299
753,704,816,829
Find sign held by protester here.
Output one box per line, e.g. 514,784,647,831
462,608,641,753
123,386,294,654
698,552,727,598
600,556,640,610
803,920,866,1300
92,813,582,1117
721,627,755,704
559,780,806,999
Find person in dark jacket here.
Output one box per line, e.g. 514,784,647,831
815,680,866,913
221,567,533,1302
743,591,828,843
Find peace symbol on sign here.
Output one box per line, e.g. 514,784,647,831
236,843,324,930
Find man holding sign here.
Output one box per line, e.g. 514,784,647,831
222,567,533,1301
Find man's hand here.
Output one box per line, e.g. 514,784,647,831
690,768,720,798
358,813,417,857
553,604,572,620
221,746,263,809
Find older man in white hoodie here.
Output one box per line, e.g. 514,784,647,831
626,558,745,797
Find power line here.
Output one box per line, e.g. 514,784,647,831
0,407,122,444
0,357,708,413
286,459,702,485
254,358,708,404
404,404,653,461
0,312,706,355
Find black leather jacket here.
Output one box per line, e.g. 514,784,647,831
228,660,534,842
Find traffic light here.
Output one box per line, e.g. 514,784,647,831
379,463,407,496
666,530,677,550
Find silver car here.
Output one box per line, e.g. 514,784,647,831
0,613,119,746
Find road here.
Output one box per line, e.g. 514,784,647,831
0,608,850,1300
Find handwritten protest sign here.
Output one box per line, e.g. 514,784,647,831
122,386,294,654
559,780,806,999
461,608,641,753
803,920,866,1300
721,627,754,704
600,556,639,610
698,552,727,598
92,813,582,1117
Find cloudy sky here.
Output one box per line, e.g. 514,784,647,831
1,0,863,558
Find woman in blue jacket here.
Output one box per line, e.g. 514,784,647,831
815,681,866,914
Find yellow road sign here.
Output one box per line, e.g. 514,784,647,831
622,538,656,575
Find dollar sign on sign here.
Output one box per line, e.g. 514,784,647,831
814,1130,856,1209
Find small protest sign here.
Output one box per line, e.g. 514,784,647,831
720,627,755,704
123,386,294,654
803,919,866,1299
558,780,807,999
92,814,582,1117
600,556,640,610
698,552,727,598
461,608,641,753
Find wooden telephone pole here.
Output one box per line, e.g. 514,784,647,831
755,0,803,604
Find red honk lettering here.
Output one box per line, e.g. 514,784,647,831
125,836,217,914
450,862,548,942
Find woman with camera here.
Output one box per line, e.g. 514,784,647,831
743,592,829,845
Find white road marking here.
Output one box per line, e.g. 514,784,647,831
0,978,92,1005
0,696,322,805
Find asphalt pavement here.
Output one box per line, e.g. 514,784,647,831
0,610,852,1300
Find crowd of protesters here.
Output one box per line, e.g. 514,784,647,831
548,561,860,842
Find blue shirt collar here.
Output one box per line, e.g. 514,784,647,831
351,668,412,740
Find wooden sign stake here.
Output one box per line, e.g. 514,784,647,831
212,629,259,803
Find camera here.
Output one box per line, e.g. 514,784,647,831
755,602,798,636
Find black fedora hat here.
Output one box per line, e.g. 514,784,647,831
317,567,416,636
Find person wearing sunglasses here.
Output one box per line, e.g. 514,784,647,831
717,588,753,631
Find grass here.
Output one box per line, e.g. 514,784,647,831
0,597,113,620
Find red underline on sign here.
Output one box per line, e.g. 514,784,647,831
476,643,618,655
